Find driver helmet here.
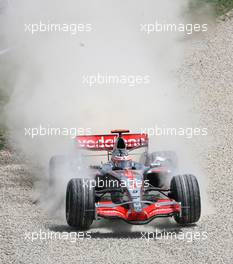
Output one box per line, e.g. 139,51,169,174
112,155,133,170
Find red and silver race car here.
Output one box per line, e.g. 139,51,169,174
50,130,201,230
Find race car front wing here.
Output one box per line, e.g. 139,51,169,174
96,199,181,224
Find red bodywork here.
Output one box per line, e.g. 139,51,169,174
97,200,181,223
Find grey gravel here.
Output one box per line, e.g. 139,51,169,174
1,12,233,264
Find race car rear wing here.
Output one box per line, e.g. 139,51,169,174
75,133,148,151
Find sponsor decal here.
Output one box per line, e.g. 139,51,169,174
76,134,148,150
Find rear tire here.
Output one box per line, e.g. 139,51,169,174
170,174,201,224
66,178,95,229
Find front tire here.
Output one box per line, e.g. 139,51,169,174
66,178,95,229
170,174,201,225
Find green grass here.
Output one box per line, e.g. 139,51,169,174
0,93,6,150
208,0,233,15
0,60,10,150
0,128,6,150
0,55,18,150
194,0,233,15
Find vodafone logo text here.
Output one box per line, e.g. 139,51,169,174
76,134,148,150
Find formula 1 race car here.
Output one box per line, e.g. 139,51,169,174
50,130,201,230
